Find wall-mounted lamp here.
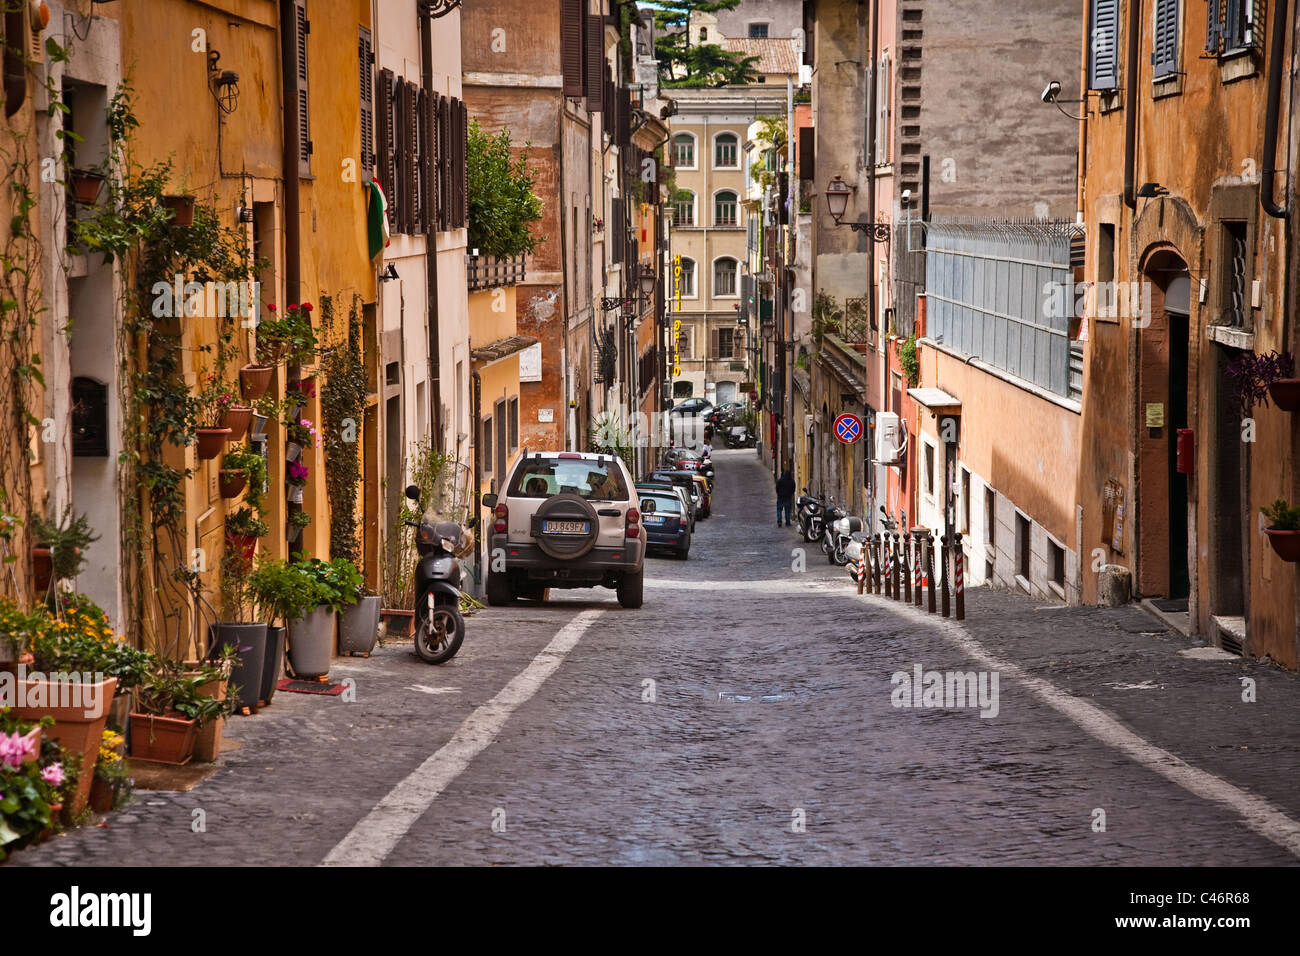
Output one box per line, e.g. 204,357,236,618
1041,79,1090,121
378,263,399,282
417,0,463,17
235,204,254,224
1136,182,1170,198
825,175,891,242
207,50,240,114
639,269,657,299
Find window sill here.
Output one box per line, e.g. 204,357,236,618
1220,51,1258,83
1014,573,1033,594
1097,89,1122,114
1152,74,1182,99
1047,580,1066,600
1206,324,1254,350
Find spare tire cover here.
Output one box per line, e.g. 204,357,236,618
532,493,601,559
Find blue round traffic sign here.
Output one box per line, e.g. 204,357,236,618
834,413,862,444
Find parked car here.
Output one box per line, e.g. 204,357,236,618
706,401,745,427
638,490,692,559
483,451,653,609
690,474,712,519
645,469,706,520
636,482,695,531
668,397,715,419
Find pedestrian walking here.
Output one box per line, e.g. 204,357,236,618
775,468,796,526
702,439,713,459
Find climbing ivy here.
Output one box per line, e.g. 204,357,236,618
320,294,367,565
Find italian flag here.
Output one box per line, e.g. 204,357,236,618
367,179,390,260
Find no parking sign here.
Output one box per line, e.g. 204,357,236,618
833,413,862,444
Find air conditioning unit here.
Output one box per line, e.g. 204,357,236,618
875,411,902,464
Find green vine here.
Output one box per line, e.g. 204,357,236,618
898,333,919,388
320,294,367,565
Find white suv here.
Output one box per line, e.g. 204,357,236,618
482,451,653,609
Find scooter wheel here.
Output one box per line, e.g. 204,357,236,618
415,601,465,664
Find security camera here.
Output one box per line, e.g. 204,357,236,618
1041,80,1061,103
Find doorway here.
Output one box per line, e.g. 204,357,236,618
1137,252,1191,600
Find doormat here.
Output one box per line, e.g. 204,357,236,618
1151,597,1189,613
124,759,217,792
276,678,347,696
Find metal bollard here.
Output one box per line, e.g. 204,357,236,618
902,532,913,603
892,532,902,600
881,534,891,599
940,534,951,618
925,531,937,614
873,534,883,595
912,529,923,607
954,531,965,620
856,540,866,595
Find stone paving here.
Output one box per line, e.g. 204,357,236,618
13,448,1300,866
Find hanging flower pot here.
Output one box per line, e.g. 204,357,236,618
69,169,104,204
220,405,254,440
1265,529,1300,563
286,520,303,544
218,470,247,498
239,364,273,400
1267,379,1300,412
251,413,269,440
288,484,304,505
161,194,196,226
224,529,258,563
196,427,232,460
32,546,53,593
285,441,303,462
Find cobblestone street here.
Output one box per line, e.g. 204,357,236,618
14,449,1300,867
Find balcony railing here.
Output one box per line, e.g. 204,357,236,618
467,253,527,291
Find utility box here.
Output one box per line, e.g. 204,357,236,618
876,411,901,464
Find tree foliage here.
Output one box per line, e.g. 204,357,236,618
466,121,544,259
653,1,761,88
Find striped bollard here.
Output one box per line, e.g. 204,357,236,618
925,531,937,614
912,529,923,607
954,531,965,620
856,540,866,594
902,533,913,604
870,534,881,594
892,532,902,600
940,534,951,618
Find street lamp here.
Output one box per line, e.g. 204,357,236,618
639,269,657,299
824,174,891,242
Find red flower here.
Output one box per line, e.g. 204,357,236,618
267,303,277,312
302,303,314,312
289,304,298,311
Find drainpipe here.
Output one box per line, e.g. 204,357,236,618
866,0,879,518
1261,0,1293,218
3,8,27,119
1122,0,1140,210
420,11,445,453
471,365,482,591
279,0,301,303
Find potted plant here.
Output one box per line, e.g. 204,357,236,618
161,194,196,226
69,169,105,204
29,507,100,587
249,557,320,704
338,580,382,657
1261,498,1300,562
225,507,269,563
256,302,318,366
287,507,311,544
0,713,65,860
89,729,131,812
1226,350,1297,416
213,545,267,715
239,362,274,401
221,402,254,441
190,648,236,759
286,459,309,504
220,445,265,501
285,556,362,679
195,373,239,460
130,661,228,764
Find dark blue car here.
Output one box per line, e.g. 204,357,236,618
638,491,691,559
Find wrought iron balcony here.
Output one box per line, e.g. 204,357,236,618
466,253,527,291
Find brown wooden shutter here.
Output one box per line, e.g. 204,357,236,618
358,27,374,180
798,126,814,181
586,15,604,112
429,91,443,231
295,0,311,177
711,327,721,359
395,81,411,234
439,95,452,231
421,89,434,234
449,98,462,230
458,98,469,228
561,0,584,97
377,68,395,207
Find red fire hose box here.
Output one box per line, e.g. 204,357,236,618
1176,428,1194,474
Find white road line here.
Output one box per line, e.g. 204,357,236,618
321,609,603,866
865,593,1300,859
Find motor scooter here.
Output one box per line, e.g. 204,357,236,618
404,484,469,664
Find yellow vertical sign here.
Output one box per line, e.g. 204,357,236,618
672,254,682,378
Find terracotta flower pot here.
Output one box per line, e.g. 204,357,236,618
218,469,247,498
196,427,232,460
129,712,197,764
220,405,254,440
31,546,53,593
1268,379,1300,412
14,676,118,816
40,802,63,840
69,170,104,204
90,777,116,813
161,194,195,226
1265,528,1300,562
239,364,273,400
192,677,226,762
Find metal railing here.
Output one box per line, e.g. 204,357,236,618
466,253,527,291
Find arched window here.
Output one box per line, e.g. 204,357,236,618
714,132,739,168
672,133,696,169
713,257,738,297
676,257,696,297
714,190,738,227
672,190,695,226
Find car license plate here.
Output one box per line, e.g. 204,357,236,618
544,520,589,534
644,515,666,524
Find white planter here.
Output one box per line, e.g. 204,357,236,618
285,441,302,462
288,485,304,504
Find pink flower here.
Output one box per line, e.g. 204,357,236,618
41,763,65,788
0,731,35,770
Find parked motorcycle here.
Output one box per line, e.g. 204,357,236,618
796,489,824,543
820,499,847,563
823,505,863,566
404,484,468,664
725,425,755,448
